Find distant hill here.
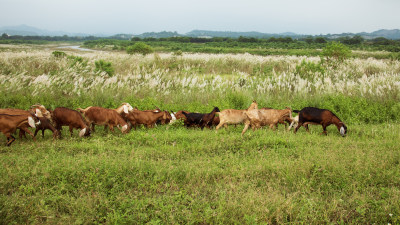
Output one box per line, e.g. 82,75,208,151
370,29,400,39
184,30,304,39
0,24,106,37
135,31,182,38
323,29,400,40
1,25,399,40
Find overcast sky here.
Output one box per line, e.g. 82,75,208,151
1,0,399,35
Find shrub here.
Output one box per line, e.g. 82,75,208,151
95,60,114,76
67,55,88,67
321,41,351,64
126,42,154,55
52,51,67,58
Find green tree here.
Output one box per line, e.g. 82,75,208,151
304,36,314,44
321,41,351,64
314,37,327,43
126,42,154,55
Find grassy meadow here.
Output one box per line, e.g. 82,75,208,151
0,44,400,224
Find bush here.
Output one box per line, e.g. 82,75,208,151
126,42,154,55
95,60,114,76
52,51,67,58
67,55,88,67
321,41,351,64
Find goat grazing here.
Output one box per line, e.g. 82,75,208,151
0,108,42,140
34,116,60,139
78,106,129,133
293,107,347,137
0,113,40,146
51,107,91,137
122,110,169,129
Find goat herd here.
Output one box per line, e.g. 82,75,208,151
0,101,347,146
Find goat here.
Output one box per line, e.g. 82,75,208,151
131,107,173,125
0,113,40,146
51,107,91,137
243,107,293,135
293,107,347,137
182,107,220,129
34,116,60,139
261,107,293,128
215,100,258,135
0,108,41,140
122,110,169,129
77,106,129,133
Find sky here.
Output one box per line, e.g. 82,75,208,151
1,0,399,35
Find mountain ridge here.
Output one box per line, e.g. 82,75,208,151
1,25,400,40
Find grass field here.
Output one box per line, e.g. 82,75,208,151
0,44,400,224
1,124,399,224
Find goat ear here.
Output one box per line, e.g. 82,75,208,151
79,128,86,137
28,116,36,128
35,109,43,117
123,105,129,114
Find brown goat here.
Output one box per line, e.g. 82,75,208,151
0,108,40,140
78,106,129,133
51,107,91,137
34,117,60,139
293,107,347,137
0,113,39,146
122,110,169,129
133,107,172,125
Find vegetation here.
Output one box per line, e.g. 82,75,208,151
1,124,399,224
94,60,114,76
321,41,351,64
126,42,154,55
0,43,399,224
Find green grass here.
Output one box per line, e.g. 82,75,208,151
1,124,399,224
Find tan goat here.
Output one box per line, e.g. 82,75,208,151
243,107,293,135
215,101,258,135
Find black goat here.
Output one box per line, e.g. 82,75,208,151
293,107,347,137
182,107,220,130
